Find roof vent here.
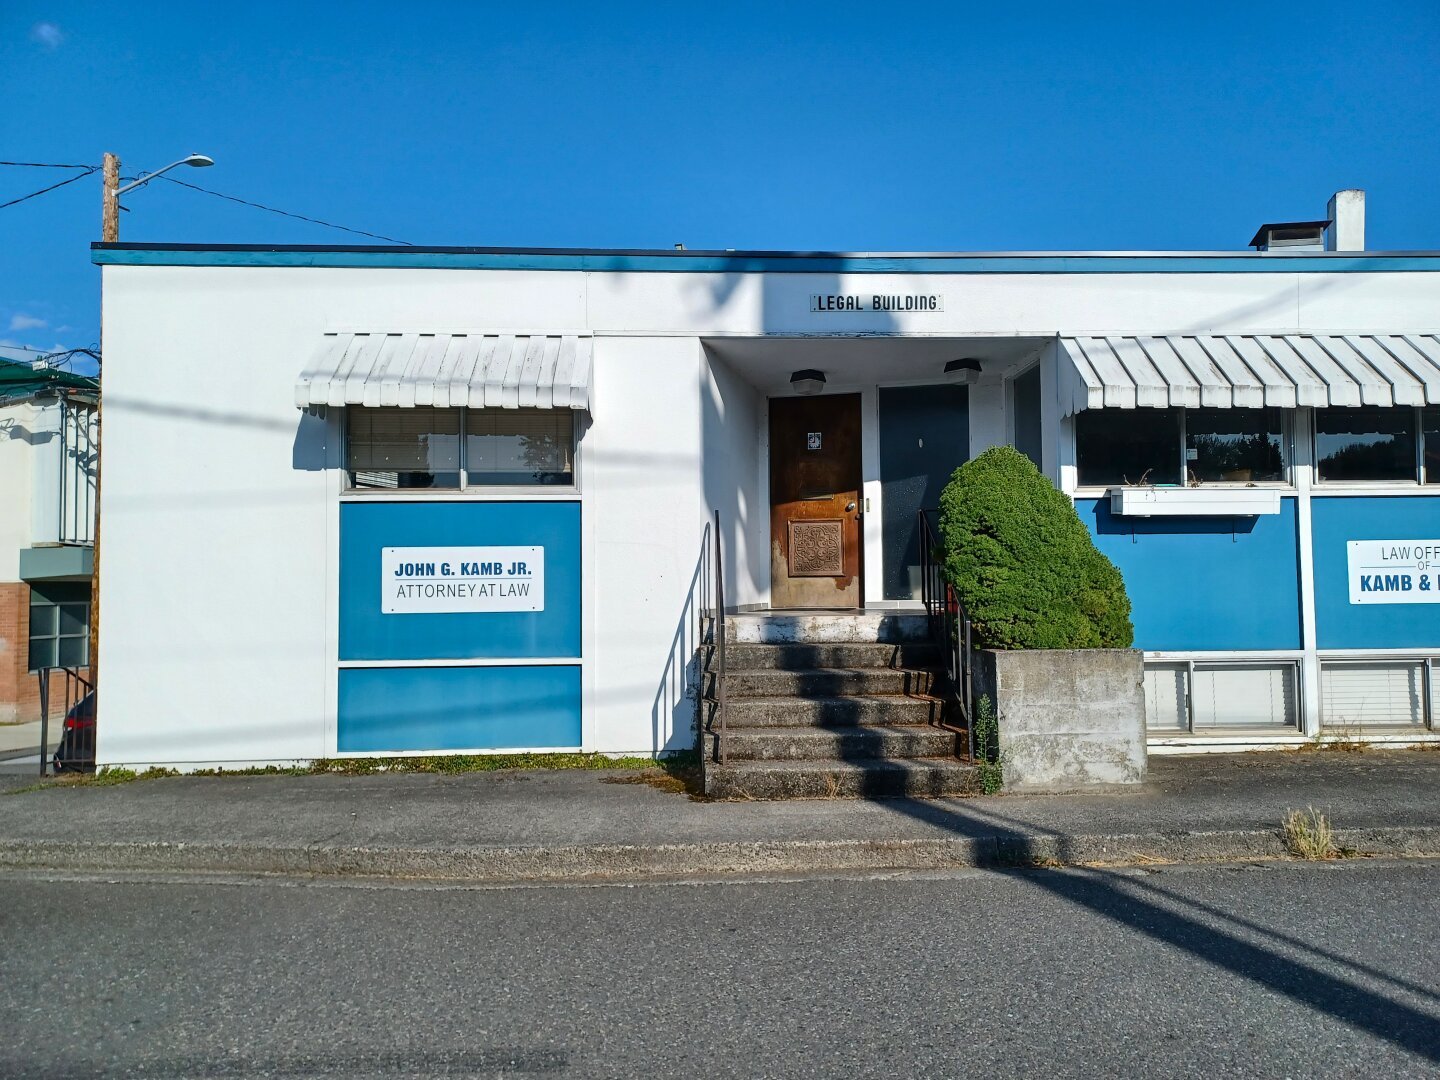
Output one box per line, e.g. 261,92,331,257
1248,220,1330,252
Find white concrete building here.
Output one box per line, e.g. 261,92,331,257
92,195,1440,769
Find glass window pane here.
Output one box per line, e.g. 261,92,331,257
1315,407,1418,482
1191,664,1297,729
1424,408,1440,485
1011,366,1043,469
1321,662,1425,728
28,603,57,637
1144,664,1188,731
1076,408,1182,487
58,604,88,637
347,407,460,489
28,639,56,672
1186,408,1287,483
464,411,574,486
57,636,88,668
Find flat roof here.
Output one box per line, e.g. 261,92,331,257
90,242,1440,275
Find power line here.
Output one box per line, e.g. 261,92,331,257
0,166,99,210
0,160,96,169
156,174,414,245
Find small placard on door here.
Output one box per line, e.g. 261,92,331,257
806,432,822,451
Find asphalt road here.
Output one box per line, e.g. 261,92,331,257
2,861,1438,1079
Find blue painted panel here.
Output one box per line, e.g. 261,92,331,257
1079,498,1302,651
1312,496,1440,649
338,665,581,752
91,246,1440,275
340,501,580,660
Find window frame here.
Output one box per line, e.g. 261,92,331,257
27,583,91,673
1075,407,1295,492
1312,405,1437,487
1319,658,1436,731
342,406,581,496
1143,659,1302,735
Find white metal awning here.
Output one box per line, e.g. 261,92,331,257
294,332,593,410
1058,333,1440,414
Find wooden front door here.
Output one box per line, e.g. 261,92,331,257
768,394,863,609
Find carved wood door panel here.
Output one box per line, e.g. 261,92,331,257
768,394,862,608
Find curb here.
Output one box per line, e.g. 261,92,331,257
1,826,1439,883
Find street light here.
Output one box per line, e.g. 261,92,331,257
101,152,214,242
114,153,214,199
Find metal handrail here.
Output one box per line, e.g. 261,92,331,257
917,509,976,761
36,666,94,776
711,510,728,765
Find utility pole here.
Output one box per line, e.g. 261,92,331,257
101,153,119,243
89,153,118,705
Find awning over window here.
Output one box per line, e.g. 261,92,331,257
1058,334,1440,414
294,332,593,411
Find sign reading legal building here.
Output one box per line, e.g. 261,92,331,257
382,546,545,614
810,294,944,312
1347,539,1440,604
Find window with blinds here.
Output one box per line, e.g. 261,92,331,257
1143,661,1299,732
465,410,574,485
1321,662,1428,728
346,407,574,489
347,408,461,489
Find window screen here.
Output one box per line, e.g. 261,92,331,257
347,408,461,489
1321,662,1426,728
1190,664,1297,729
1424,408,1440,485
465,410,574,486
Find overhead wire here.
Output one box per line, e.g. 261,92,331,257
0,160,96,169
156,174,414,245
0,166,99,210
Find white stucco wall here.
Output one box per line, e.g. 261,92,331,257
0,401,36,582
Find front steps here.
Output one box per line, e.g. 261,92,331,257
702,614,977,800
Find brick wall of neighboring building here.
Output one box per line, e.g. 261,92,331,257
0,581,91,725
0,580,38,723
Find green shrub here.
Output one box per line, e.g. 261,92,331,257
938,447,1133,650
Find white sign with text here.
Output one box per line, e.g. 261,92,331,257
382,546,545,614
1347,539,1440,604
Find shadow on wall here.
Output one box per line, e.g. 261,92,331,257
650,524,710,755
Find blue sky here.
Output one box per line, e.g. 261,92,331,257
3,1,1438,370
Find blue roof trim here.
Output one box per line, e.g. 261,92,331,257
90,247,1440,274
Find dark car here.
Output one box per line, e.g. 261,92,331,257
52,691,96,773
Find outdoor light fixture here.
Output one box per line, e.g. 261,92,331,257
114,153,215,198
789,369,826,395
944,358,983,385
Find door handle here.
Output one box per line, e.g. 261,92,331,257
845,501,857,513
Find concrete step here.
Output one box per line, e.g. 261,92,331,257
718,642,941,672
712,667,938,699
725,612,929,645
719,694,946,728
714,723,961,762
704,757,981,800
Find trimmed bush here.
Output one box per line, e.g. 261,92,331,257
938,447,1133,650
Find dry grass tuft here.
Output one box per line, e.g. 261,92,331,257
1282,806,1340,859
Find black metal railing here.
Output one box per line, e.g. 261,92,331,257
708,511,728,765
917,509,975,760
36,666,94,776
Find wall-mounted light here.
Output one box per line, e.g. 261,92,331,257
944,358,983,385
790,369,826,395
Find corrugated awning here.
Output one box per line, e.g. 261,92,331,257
294,332,593,410
1059,333,1440,414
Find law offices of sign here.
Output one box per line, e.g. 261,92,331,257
382,546,545,613
1347,539,1440,604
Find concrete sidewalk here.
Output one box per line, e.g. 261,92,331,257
2,752,1438,883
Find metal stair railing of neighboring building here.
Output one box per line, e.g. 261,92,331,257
917,509,976,761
